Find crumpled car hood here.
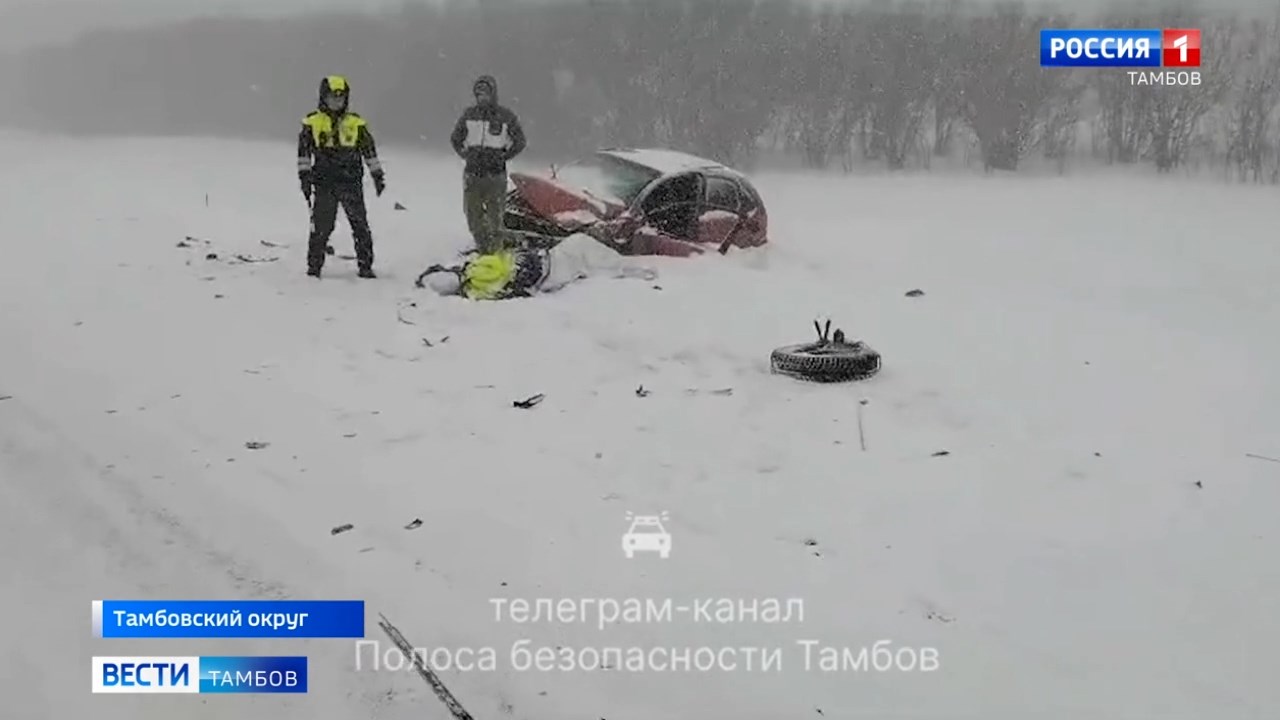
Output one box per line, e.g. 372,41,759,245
510,172,625,229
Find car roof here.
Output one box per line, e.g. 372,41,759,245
597,148,738,177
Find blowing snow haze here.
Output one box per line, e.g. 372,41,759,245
3,0,1280,716
0,0,401,50
0,0,1270,50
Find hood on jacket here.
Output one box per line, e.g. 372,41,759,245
472,75,498,105
318,75,350,113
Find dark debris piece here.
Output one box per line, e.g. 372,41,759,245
331,523,354,535
513,393,545,409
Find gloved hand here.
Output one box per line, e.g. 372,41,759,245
371,171,386,197
299,171,312,203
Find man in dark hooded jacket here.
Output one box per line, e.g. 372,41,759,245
297,75,386,278
450,75,526,253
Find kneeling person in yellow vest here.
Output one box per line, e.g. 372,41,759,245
297,75,386,278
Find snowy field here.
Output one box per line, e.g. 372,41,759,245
1,129,1278,719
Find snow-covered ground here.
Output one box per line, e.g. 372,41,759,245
2,129,1278,719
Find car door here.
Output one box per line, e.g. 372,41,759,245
696,174,744,247
637,172,704,240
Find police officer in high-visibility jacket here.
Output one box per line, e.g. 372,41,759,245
297,75,386,278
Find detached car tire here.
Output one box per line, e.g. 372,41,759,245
770,340,881,382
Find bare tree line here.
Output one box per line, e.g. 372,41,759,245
8,0,1280,181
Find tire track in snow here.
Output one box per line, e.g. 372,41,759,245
0,395,427,719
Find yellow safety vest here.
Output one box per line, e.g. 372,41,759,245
302,111,366,148
462,252,517,300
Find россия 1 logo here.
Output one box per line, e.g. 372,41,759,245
1040,29,1201,68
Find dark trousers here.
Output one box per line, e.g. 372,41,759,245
463,173,511,253
309,182,373,271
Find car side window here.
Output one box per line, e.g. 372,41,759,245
704,176,740,211
641,175,694,212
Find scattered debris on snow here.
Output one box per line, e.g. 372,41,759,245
905,289,925,297
396,301,418,325
932,450,950,457
635,385,650,397
513,393,545,409
244,441,269,450
683,387,733,396
857,398,869,451
404,519,423,530
331,523,354,536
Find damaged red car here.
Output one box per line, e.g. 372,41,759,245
504,148,769,256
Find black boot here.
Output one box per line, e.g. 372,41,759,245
357,266,376,279
307,265,321,278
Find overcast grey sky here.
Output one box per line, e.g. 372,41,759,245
0,0,1269,52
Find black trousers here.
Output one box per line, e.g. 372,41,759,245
309,182,373,270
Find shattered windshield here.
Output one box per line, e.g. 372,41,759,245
556,154,660,207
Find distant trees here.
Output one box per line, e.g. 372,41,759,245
8,0,1280,182
1222,13,1280,181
